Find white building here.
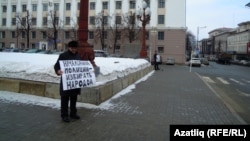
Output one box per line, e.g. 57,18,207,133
227,21,250,60
0,0,187,64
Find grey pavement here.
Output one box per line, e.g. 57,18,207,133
0,65,245,141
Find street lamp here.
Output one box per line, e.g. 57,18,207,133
136,0,151,58
150,27,157,62
190,26,206,72
197,26,206,56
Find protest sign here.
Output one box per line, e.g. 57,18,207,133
59,60,96,91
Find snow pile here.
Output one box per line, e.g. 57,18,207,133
0,52,150,85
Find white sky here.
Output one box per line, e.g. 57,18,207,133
186,0,250,39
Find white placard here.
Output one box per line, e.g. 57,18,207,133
59,60,96,91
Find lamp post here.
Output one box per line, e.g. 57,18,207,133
136,0,151,58
197,26,206,56
190,26,206,72
77,0,96,67
150,27,157,62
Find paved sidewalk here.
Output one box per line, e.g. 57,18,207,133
0,65,244,141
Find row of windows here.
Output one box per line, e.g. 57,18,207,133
90,0,165,10
90,14,165,25
0,30,166,40
2,14,165,26
2,3,75,13
2,0,166,13
1,16,71,26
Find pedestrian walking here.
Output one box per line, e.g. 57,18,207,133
153,51,160,70
54,40,81,122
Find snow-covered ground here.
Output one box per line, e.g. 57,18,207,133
0,52,153,110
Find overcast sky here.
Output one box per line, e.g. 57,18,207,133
186,0,250,40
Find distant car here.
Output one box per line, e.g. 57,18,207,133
25,48,42,53
2,48,20,52
166,57,175,65
200,58,209,65
94,50,109,57
189,58,201,67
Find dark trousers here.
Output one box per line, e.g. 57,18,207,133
154,62,159,70
61,94,78,118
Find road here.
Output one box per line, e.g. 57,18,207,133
190,62,250,123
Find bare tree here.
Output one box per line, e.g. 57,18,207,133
16,11,32,49
94,10,111,50
14,14,21,48
186,31,195,59
122,12,141,43
47,10,63,50
109,14,123,53
70,18,79,40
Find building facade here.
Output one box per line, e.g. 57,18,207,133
200,22,250,60
0,0,187,64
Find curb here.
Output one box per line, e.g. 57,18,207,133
0,66,153,105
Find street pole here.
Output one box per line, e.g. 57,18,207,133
77,0,96,67
190,26,206,72
137,0,151,58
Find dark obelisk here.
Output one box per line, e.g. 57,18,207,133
78,0,96,67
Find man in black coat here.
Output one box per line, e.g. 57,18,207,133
54,40,81,122
153,51,159,70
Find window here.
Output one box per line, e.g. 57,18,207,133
116,32,121,40
12,18,16,25
31,31,36,39
129,15,135,24
102,31,107,39
12,5,16,12
54,3,59,11
2,6,7,13
89,31,94,39
115,45,120,52
65,17,70,25
158,47,164,53
22,31,25,38
158,15,164,24
158,32,164,40
145,0,150,7
43,17,47,26
31,43,35,48
32,4,37,11
103,16,108,25
42,31,47,39
66,3,71,10
22,18,26,26
103,2,108,9
89,16,95,25
65,31,70,39
12,31,16,38
129,1,136,9
55,17,59,25
22,5,27,12
115,16,121,24
158,0,165,8
90,2,95,10
0,31,6,38
32,18,37,25
43,4,48,11
116,1,122,9
2,18,6,26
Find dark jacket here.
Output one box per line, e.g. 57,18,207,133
54,50,81,96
